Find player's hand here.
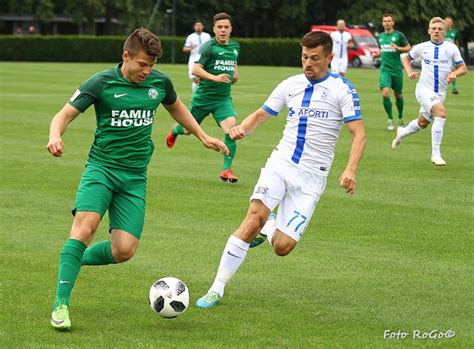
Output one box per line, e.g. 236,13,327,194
202,136,229,155
390,43,399,50
339,170,356,195
47,137,64,157
372,49,380,58
213,74,232,83
447,72,457,83
408,72,419,80
229,125,246,140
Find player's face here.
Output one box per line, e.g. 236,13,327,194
122,49,157,84
337,20,345,31
428,22,445,43
382,16,394,31
301,46,332,80
213,19,232,44
194,22,204,34
445,18,453,29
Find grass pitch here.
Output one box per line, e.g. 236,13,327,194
1,62,473,348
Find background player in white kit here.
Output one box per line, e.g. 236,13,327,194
330,19,352,77
392,17,467,166
196,31,366,308
183,20,211,92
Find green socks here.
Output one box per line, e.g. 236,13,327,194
223,134,236,170
383,97,393,119
395,97,404,119
53,239,87,309
82,240,116,266
172,124,186,136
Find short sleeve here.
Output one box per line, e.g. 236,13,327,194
197,41,212,66
68,73,104,113
339,80,362,123
262,80,288,116
452,45,464,65
407,43,421,61
399,32,409,46
183,34,192,48
161,76,178,106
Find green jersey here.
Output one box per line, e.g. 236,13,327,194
445,28,460,45
193,38,240,102
69,64,177,171
377,30,409,72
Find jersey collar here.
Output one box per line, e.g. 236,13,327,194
306,72,330,85
430,40,444,46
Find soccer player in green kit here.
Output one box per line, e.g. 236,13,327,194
445,16,462,94
166,12,241,183
47,28,228,330
372,14,411,131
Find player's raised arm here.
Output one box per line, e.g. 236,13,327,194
229,108,272,140
47,103,81,157
339,120,366,194
163,98,229,154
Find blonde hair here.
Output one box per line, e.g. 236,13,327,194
429,17,445,27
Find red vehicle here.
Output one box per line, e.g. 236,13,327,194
310,25,380,67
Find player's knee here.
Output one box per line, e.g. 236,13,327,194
394,93,402,99
381,89,390,98
241,212,267,239
111,245,137,263
273,243,293,257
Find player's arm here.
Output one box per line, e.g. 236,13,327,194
448,62,468,83
402,54,419,80
163,98,229,154
229,108,272,140
392,43,411,53
192,63,231,83
47,103,81,157
340,120,366,195
232,64,239,84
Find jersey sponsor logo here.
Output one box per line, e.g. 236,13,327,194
110,109,155,127
423,59,449,65
294,107,329,118
380,44,396,52
254,186,269,194
148,88,158,99
214,59,236,72
70,89,81,102
114,93,127,98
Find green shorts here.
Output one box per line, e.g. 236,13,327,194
190,98,237,125
379,70,404,93
73,162,147,239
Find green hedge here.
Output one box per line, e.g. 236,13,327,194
0,35,301,66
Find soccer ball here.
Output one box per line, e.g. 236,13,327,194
149,277,189,318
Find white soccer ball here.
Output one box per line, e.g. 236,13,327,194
149,277,189,318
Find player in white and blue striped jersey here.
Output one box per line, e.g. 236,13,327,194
196,31,366,308
392,17,467,166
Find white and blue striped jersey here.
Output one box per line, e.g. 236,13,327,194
408,40,464,94
262,72,362,174
330,31,352,59
183,32,211,66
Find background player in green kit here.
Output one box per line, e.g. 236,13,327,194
166,12,241,183
47,28,228,330
445,16,462,94
372,13,411,131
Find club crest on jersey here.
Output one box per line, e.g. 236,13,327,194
148,88,158,99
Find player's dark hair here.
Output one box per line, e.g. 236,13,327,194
382,13,394,20
301,31,333,56
194,19,204,25
123,28,162,60
213,12,232,24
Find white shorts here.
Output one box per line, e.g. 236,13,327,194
188,61,196,80
250,156,327,242
415,85,446,121
331,57,349,74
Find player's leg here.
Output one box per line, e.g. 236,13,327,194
380,72,394,130
338,58,348,77
196,160,285,307
393,71,404,126
215,100,239,182
51,212,101,330
430,102,447,166
51,164,112,329
166,104,208,148
331,58,340,75
83,168,146,264
196,200,270,308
